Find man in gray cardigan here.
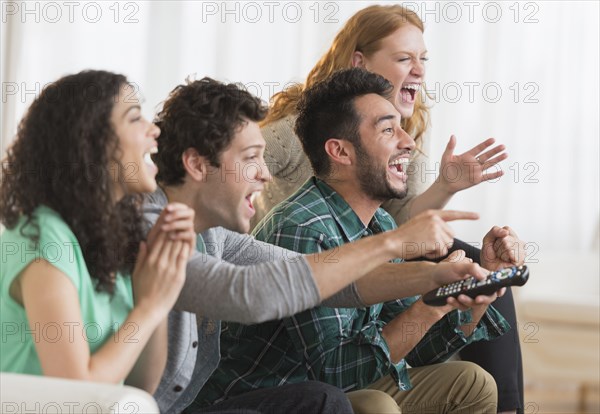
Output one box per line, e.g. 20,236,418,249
144,77,493,413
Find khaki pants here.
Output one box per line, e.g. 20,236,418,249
346,361,498,414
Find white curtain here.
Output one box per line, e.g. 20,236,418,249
2,1,599,257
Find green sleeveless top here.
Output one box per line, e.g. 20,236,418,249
1,206,133,375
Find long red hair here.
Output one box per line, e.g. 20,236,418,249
264,4,429,144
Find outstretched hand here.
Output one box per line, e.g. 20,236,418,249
439,135,507,194
394,210,479,259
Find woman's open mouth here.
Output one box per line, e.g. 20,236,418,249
143,147,158,175
400,83,420,103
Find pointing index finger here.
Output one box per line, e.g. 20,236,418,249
437,210,480,222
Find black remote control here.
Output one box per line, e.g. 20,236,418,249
422,265,530,306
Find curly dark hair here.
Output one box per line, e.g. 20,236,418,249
153,77,268,186
295,68,393,177
0,70,145,294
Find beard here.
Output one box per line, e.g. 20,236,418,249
355,142,408,202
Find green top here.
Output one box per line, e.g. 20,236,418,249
1,206,133,375
197,177,509,405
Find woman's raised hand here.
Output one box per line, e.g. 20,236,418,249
438,135,508,194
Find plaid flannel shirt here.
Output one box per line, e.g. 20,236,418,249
196,177,509,406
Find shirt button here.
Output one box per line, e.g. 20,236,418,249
363,231,369,236
173,385,183,392
192,341,198,348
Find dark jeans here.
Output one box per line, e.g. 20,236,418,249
431,238,524,413
186,381,354,414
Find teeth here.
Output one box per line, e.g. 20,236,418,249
144,153,155,165
248,191,260,203
402,84,420,90
149,146,158,154
388,158,410,167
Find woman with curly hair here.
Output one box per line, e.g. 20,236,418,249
254,5,522,414
0,70,195,393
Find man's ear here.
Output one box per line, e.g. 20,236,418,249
181,148,210,182
324,138,354,166
351,51,366,68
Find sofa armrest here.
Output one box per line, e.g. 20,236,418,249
0,373,159,413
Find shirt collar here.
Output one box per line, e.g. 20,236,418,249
312,178,387,242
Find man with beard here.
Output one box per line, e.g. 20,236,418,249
197,69,525,413
147,76,517,414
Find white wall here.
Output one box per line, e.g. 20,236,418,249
2,1,599,264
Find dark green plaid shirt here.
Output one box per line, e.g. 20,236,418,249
197,177,509,406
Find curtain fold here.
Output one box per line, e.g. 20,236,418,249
1,1,598,252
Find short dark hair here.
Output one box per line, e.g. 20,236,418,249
294,68,393,177
153,77,268,186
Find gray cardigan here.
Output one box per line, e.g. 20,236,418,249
143,188,363,413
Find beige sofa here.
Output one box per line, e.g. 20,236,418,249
0,373,159,413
